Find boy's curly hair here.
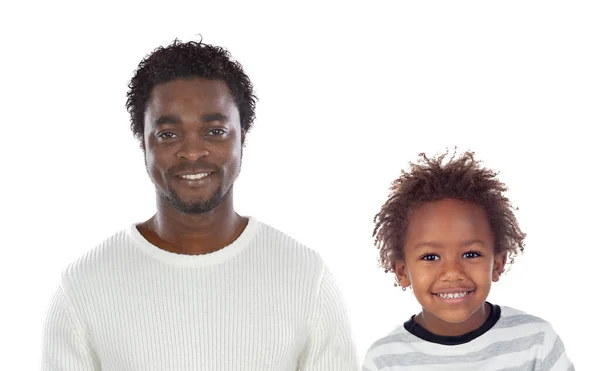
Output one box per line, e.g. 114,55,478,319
373,150,526,273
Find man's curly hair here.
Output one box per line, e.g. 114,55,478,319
373,150,526,274
126,38,257,141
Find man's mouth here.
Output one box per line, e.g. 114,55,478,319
179,172,211,180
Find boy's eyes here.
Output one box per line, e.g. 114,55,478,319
419,251,482,261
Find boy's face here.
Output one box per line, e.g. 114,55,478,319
394,198,506,330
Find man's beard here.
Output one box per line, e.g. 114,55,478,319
162,181,230,215
146,152,242,215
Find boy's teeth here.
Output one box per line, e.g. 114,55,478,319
437,291,469,299
181,173,209,180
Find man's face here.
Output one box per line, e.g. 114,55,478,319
143,77,243,214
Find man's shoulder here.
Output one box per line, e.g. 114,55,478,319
61,226,134,284
254,220,320,254
254,220,325,268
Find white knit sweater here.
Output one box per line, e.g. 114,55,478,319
42,217,358,370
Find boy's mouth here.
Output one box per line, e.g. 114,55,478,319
432,289,475,302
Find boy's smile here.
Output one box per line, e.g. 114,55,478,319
394,198,506,336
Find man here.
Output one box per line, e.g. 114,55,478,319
42,38,358,370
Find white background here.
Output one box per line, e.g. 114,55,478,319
1,1,598,369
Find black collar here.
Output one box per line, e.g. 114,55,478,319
404,302,501,345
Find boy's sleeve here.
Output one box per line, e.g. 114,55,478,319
540,323,575,371
41,284,100,371
297,267,359,370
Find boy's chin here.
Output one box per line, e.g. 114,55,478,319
422,302,489,325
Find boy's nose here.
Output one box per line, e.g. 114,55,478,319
439,258,466,282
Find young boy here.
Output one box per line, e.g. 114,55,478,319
362,151,574,371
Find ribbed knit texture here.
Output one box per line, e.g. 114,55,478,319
42,217,358,370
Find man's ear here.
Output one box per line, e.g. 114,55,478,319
139,131,146,151
492,252,508,282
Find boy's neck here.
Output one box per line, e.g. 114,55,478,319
415,302,491,337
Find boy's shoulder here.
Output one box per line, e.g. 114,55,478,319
362,323,416,370
499,306,573,369
497,305,554,331
365,321,420,358
369,323,412,349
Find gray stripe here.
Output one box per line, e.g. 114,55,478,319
495,314,546,329
373,332,545,367
542,335,565,370
370,331,424,348
495,359,538,371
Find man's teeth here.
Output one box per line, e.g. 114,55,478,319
437,291,469,299
181,173,210,180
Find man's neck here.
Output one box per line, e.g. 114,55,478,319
138,194,248,255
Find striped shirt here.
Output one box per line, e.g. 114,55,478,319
363,305,574,371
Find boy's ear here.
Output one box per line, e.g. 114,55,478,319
492,253,508,282
394,260,411,289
